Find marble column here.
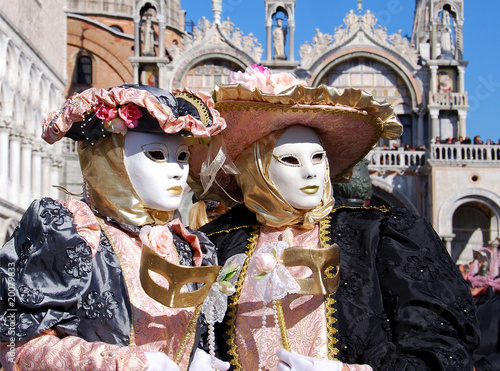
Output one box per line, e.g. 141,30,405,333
266,25,272,61
429,108,440,139
20,135,33,207
0,122,10,200
457,65,465,93
455,22,463,60
289,25,295,61
158,21,165,58
9,131,22,205
430,21,438,60
417,110,425,146
31,143,42,199
134,17,141,58
50,158,62,200
41,151,51,197
429,65,438,92
132,62,140,85
457,109,467,139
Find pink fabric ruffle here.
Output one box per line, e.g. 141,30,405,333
166,218,203,267
61,196,101,256
42,87,225,144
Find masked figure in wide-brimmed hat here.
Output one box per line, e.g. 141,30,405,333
190,65,479,370
0,84,229,371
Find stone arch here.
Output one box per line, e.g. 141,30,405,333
71,50,95,85
67,32,133,84
30,66,41,106
0,83,12,118
370,176,419,213
17,53,31,99
0,32,8,79
434,1,462,23
311,50,422,110
6,40,18,90
13,94,25,127
171,50,250,90
437,188,500,262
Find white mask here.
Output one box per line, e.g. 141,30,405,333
124,132,189,212
268,126,328,210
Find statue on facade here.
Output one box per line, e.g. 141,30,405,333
362,10,377,32
221,17,234,38
231,27,243,48
344,9,359,34
273,18,287,60
439,10,454,59
140,9,156,56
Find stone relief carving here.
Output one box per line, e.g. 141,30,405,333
299,9,419,69
175,16,262,62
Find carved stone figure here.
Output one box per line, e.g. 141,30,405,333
439,11,454,59
333,25,348,46
192,27,203,45
362,10,377,32
242,33,255,55
273,18,287,60
199,16,211,35
373,25,389,45
231,27,243,48
140,10,156,56
344,9,359,33
221,17,234,38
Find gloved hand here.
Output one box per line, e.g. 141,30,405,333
188,348,230,371
276,349,344,371
145,351,180,371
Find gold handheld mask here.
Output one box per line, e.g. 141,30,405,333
140,244,222,308
281,244,340,295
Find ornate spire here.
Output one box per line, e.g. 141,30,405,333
357,0,363,13
212,0,222,24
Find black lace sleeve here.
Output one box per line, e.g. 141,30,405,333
0,198,94,342
374,207,480,370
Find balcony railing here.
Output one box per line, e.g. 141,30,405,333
428,92,468,107
367,148,427,173
429,143,500,165
367,143,500,173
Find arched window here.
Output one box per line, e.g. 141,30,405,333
76,55,92,84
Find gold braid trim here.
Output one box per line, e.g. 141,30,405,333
173,304,203,364
175,92,211,127
205,224,256,237
276,299,290,351
226,226,260,370
320,215,340,360
96,217,137,346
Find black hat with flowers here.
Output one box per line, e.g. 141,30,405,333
42,84,226,145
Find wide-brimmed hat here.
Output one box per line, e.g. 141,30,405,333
42,84,225,144
189,65,402,205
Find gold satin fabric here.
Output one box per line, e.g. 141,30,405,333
78,135,174,227
235,129,334,229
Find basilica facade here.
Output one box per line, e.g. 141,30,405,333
1,0,498,264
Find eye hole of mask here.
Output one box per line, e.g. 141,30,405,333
145,150,167,162
275,154,301,166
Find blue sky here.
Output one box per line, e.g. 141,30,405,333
182,0,500,142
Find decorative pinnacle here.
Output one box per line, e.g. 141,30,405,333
212,0,222,24
357,0,363,13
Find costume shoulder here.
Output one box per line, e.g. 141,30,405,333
374,206,479,369
199,204,258,265
0,198,95,342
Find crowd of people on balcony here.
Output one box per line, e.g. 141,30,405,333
433,135,500,145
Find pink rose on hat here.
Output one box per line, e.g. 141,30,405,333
118,103,143,128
